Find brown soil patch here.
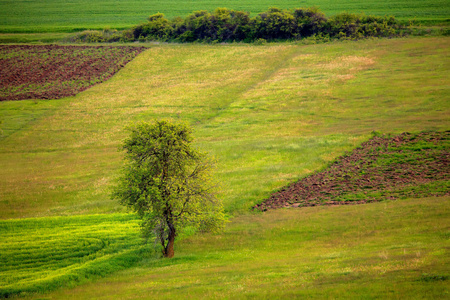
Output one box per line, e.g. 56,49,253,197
0,45,146,101
254,131,449,211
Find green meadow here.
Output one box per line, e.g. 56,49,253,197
30,197,450,299
0,36,449,297
0,0,449,33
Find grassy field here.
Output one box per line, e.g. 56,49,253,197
0,214,142,297
0,37,449,297
0,33,71,43
0,0,449,33
29,196,450,299
1,37,448,218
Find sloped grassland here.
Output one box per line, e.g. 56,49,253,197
0,37,448,298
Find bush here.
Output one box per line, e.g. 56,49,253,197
326,13,403,39
212,8,252,42
293,7,327,37
66,29,130,43
133,13,174,41
125,7,407,43
253,7,297,40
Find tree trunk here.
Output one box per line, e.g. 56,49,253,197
163,222,176,258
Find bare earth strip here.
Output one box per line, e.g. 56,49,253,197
255,131,450,211
0,45,146,101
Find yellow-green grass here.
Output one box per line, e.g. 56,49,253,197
31,196,450,299
0,37,449,297
0,214,142,297
1,37,448,219
0,0,448,33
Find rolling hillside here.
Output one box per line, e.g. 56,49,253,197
0,37,449,297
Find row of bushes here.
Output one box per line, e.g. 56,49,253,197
133,7,406,42
68,7,408,43
66,28,130,43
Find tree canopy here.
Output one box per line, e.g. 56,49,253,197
112,120,226,258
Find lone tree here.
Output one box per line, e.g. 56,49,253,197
112,120,225,258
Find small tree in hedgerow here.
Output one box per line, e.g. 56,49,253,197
112,120,226,258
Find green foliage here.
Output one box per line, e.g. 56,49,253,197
130,7,406,43
66,28,134,43
293,7,327,37
164,8,253,43
132,13,174,41
252,7,297,40
112,120,226,257
326,13,403,39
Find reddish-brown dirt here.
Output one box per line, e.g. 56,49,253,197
0,45,146,101
254,131,449,211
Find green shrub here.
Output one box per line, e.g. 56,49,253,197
254,38,267,45
326,13,403,39
293,7,327,37
253,7,297,40
133,13,174,41
66,29,128,43
212,8,252,42
126,7,407,43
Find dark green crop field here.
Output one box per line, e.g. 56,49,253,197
0,214,142,297
0,0,449,33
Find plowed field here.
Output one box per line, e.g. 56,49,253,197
0,45,146,101
255,131,449,211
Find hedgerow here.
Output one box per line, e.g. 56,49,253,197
132,7,407,43
65,7,409,44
